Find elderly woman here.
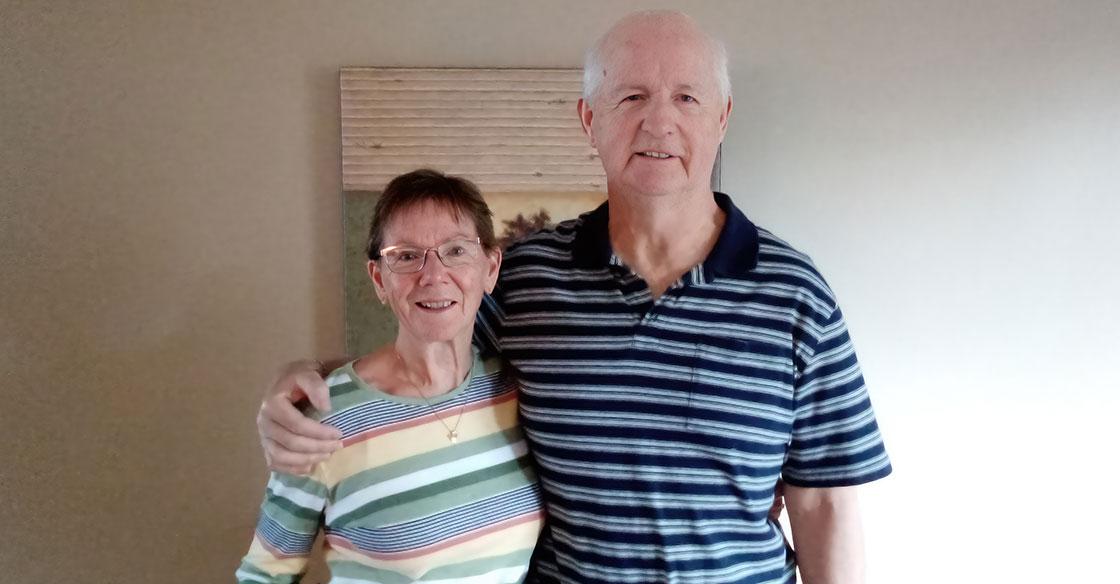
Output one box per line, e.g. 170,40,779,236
237,169,543,583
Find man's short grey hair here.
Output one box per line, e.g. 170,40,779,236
582,10,731,105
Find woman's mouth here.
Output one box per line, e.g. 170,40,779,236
416,300,455,311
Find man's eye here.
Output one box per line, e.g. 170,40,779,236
446,246,467,257
396,251,420,262
623,94,642,102
680,95,696,103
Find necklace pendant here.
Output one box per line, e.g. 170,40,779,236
448,430,458,444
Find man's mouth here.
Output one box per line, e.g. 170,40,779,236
637,151,674,159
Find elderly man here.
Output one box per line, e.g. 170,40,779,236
258,10,890,584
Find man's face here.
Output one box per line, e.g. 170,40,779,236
579,23,731,200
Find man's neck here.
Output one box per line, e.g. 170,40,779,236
608,189,725,299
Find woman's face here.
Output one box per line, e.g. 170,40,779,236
368,201,500,346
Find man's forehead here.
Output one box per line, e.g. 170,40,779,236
601,36,716,81
600,58,718,94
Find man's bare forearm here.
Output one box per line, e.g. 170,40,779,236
785,485,865,584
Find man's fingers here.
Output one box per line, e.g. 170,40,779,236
271,463,315,475
261,438,330,475
269,419,342,455
258,405,340,452
260,393,342,443
295,371,334,414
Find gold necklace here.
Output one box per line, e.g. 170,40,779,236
395,350,466,444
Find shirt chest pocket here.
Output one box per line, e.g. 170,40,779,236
682,341,797,454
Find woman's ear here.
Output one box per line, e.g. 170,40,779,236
368,260,387,304
483,248,502,294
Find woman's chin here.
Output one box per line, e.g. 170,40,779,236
397,323,472,346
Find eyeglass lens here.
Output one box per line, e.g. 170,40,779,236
383,239,480,273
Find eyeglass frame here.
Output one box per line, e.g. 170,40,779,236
375,237,484,274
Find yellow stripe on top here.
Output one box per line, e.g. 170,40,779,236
323,391,519,489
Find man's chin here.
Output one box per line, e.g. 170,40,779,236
614,177,700,200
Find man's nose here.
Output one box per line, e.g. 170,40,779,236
640,98,676,137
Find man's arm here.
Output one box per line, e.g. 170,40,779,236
256,359,343,475
785,484,865,584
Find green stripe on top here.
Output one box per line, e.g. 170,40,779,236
260,474,328,527
296,378,365,422
332,456,533,527
416,549,534,580
478,354,503,376
321,366,368,417
269,472,329,499
260,497,320,528
334,428,526,500
345,460,537,528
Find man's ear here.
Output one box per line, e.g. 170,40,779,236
367,260,387,304
577,98,596,147
483,248,502,294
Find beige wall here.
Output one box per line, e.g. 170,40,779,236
2,1,1117,582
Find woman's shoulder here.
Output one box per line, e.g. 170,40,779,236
468,353,517,399
313,360,388,419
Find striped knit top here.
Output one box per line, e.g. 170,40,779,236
476,193,892,584
237,352,544,584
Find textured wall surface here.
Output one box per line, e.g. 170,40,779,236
341,68,604,192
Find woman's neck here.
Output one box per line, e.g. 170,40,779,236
353,332,475,398
387,334,474,398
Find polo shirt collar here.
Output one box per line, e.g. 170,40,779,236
570,192,760,278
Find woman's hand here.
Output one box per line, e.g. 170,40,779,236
256,359,343,475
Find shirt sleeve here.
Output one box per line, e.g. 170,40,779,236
235,468,329,583
782,303,892,488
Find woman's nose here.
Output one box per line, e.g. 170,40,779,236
417,249,450,282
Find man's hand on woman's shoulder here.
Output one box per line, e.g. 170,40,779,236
256,359,342,475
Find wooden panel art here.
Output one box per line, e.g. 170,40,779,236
341,67,606,193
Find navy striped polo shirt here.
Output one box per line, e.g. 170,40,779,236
476,192,892,584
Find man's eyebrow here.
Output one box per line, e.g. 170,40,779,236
608,83,704,96
609,84,648,96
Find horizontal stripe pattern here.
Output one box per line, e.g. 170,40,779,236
476,193,891,584
328,483,542,556
326,441,530,524
238,354,543,583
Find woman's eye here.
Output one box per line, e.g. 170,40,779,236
397,252,419,262
446,246,466,257
680,95,696,103
624,94,642,102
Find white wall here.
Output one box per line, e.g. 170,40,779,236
712,3,1120,582
2,1,1116,582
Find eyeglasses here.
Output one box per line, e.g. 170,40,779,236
377,237,483,274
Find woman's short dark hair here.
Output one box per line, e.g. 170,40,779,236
366,169,497,260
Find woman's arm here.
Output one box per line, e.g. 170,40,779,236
236,471,330,583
